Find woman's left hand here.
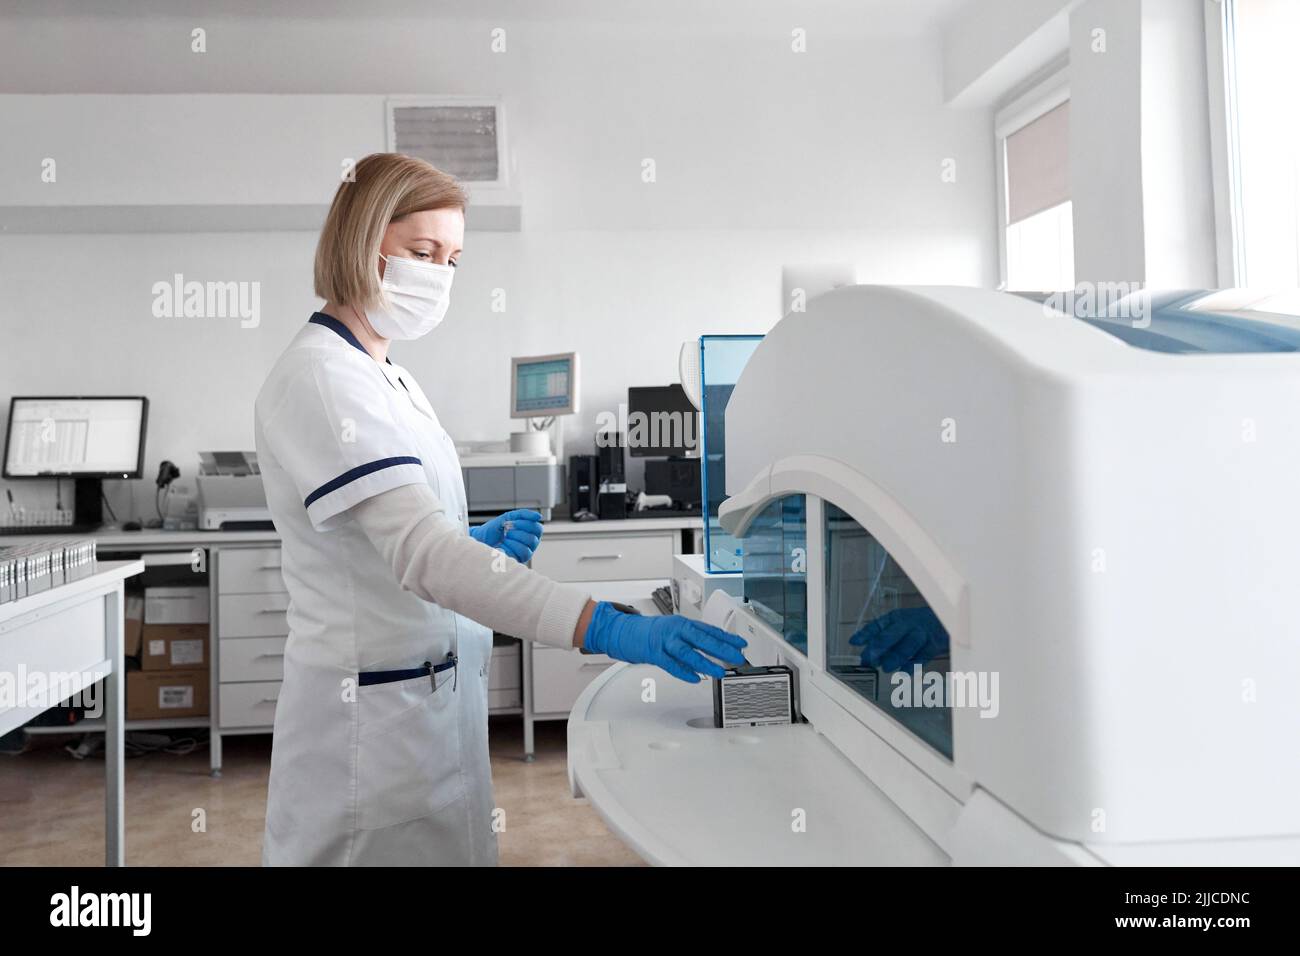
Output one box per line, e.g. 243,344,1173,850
469,509,544,563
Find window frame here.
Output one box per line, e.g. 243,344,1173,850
1205,0,1248,286
994,67,1071,291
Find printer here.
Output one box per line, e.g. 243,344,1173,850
196,451,273,531
458,445,565,521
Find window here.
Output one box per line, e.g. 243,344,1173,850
997,74,1074,292
1221,0,1300,287
742,495,807,654
824,503,952,758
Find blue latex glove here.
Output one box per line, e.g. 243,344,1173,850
469,509,544,563
849,607,949,671
583,601,748,683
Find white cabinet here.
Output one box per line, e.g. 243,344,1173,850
522,524,690,757
218,681,282,729
215,548,285,594
217,593,291,639
531,646,617,715
218,636,287,683
213,548,291,747
530,534,675,583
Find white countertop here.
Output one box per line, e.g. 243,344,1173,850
567,661,947,866
0,514,702,549
0,559,144,624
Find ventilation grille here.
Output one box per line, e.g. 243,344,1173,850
390,104,500,182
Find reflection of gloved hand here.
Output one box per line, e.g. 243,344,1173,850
583,602,748,683
469,509,544,563
850,607,949,671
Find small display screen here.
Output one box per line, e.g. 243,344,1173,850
514,358,573,414
4,397,146,477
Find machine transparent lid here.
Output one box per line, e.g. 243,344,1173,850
1072,290,1300,353
699,334,764,574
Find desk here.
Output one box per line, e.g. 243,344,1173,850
0,560,144,866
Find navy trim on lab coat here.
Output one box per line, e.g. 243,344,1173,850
304,456,423,509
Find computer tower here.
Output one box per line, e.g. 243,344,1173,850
596,432,627,520
568,455,599,518
597,433,625,484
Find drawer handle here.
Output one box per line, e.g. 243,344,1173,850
580,661,613,671
255,652,285,659
257,608,287,614
258,564,282,571
259,696,279,704
579,553,623,560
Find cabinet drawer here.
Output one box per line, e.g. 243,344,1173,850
490,645,521,690
219,636,287,683
531,533,675,582
218,593,290,639
532,645,616,715
219,681,281,729
218,548,285,595
488,686,522,710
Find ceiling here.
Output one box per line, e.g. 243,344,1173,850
5,0,976,36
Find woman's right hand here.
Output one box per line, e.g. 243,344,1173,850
581,601,748,683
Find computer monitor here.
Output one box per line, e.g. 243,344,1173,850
626,384,699,458
3,396,149,529
511,353,579,418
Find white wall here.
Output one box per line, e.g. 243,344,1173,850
0,8,996,520
1068,0,1218,287
942,0,1076,106
1068,0,1146,285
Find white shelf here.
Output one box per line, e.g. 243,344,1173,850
25,715,211,735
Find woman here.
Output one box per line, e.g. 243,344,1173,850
255,153,746,866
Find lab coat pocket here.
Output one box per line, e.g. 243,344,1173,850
355,675,465,830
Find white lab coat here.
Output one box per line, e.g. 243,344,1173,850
255,314,499,866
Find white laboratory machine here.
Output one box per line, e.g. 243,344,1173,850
569,286,1300,866
458,352,576,520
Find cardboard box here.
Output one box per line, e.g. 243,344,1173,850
143,585,209,625
124,594,144,658
126,668,209,720
141,623,209,671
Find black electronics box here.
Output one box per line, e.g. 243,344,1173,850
597,432,625,484
598,491,628,520
596,432,627,519
568,454,599,517
645,457,701,510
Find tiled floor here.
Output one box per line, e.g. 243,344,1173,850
0,718,644,866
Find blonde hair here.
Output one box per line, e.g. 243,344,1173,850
314,153,467,307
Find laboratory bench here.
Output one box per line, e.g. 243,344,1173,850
0,559,144,865
5,516,702,772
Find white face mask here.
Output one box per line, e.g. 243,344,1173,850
363,253,455,340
